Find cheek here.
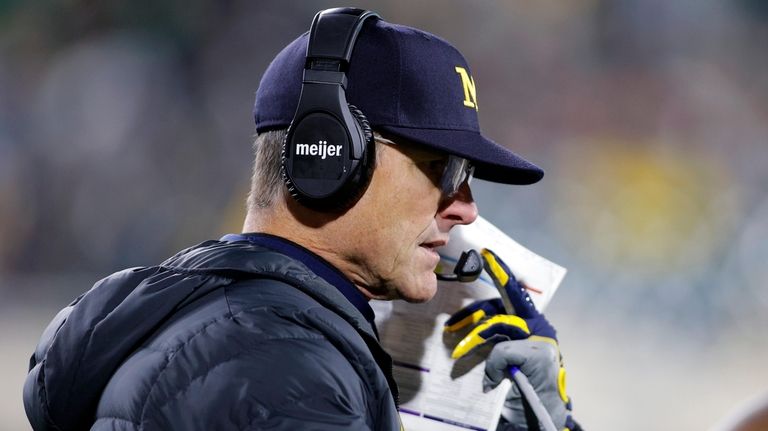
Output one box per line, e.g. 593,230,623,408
402,178,442,222
367,153,443,268
385,188,441,264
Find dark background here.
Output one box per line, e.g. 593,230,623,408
2,1,767,429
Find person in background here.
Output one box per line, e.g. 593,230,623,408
23,8,579,430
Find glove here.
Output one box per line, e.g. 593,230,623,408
444,249,578,431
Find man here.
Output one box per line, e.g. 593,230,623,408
23,8,575,430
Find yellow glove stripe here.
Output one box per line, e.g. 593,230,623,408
528,335,559,350
451,333,485,359
486,314,529,332
444,309,486,332
558,367,569,404
451,315,529,359
481,249,509,286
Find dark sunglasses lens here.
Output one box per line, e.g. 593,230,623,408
440,156,473,197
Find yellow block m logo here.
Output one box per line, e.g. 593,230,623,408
455,66,478,111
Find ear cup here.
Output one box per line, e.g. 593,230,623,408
280,105,375,211
281,112,350,206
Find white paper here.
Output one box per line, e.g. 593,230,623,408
372,216,567,431
435,215,567,313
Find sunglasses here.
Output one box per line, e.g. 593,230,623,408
375,134,474,198
440,155,474,198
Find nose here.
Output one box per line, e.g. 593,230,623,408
436,181,478,230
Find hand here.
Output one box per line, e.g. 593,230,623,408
444,249,578,431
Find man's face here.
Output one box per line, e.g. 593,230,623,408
342,138,478,303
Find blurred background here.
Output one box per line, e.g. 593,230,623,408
1,0,767,429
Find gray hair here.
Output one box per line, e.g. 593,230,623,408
246,129,287,211
246,129,385,212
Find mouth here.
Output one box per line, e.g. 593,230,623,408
419,238,448,264
419,238,448,250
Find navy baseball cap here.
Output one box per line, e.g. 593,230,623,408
254,16,544,185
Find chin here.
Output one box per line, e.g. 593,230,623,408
397,273,438,303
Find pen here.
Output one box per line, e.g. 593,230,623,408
495,281,558,431
508,366,558,431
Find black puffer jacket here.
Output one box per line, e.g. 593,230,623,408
23,240,401,430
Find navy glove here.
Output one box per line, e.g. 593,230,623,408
445,249,578,431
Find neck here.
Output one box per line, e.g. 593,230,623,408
242,200,379,300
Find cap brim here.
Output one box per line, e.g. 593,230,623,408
376,126,544,185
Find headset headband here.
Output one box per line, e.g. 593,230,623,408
307,8,380,67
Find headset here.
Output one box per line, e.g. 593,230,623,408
435,249,483,282
281,8,380,211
